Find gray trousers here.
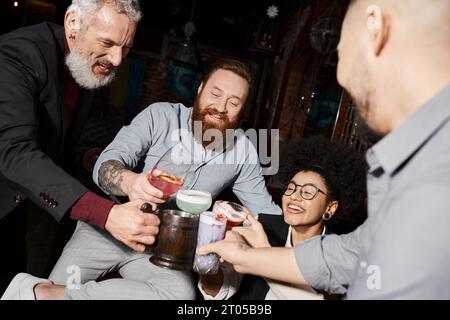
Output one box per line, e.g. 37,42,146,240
49,222,196,300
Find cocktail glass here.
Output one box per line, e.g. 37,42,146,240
212,200,249,229
176,190,212,215
148,141,193,199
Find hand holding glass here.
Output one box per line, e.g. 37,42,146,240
148,142,193,199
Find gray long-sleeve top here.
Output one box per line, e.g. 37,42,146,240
295,84,450,299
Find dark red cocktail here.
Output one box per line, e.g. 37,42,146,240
149,173,183,198
213,200,248,229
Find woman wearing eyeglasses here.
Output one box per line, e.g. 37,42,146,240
198,136,367,300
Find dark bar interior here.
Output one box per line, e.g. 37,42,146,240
1,0,449,303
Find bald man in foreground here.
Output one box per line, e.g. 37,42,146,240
198,0,450,299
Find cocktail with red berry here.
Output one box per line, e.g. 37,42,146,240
212,200,249,229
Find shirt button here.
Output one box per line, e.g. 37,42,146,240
14,194,22,203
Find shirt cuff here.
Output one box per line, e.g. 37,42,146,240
69,192,114,229
197,281,231,300
198,263,240,300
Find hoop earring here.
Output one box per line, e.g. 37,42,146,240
322,212,331,221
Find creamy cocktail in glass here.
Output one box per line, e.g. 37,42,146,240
176,190,212,214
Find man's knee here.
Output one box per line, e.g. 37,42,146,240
169,284,196,300
146,274,196,300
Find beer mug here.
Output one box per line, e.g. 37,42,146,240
149,209,200,271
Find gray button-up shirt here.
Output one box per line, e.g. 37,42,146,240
93,102,281,216
295,84,450,299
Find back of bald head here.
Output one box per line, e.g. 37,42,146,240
351,0,450,43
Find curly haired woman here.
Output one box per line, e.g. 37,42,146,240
198,136,367,300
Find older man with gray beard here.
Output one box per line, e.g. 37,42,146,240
0,0,160,296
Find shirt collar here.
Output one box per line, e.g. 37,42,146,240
53,25,66,57
367,83,450,175
285,225,327,247
286,227,293,247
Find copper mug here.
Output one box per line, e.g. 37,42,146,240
148,209,200,271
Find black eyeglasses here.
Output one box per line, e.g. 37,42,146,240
284,182,328,200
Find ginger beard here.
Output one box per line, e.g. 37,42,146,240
191,94,240,148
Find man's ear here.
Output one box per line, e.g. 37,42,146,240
197,82,204,95
64,10,81,45
366,5,391,56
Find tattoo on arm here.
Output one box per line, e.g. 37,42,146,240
98,160,128,196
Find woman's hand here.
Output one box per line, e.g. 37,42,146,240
231,214,271,248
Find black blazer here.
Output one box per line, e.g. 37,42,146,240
232,214,333,300
0,22,94,220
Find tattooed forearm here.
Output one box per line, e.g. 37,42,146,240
98,160,128,196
